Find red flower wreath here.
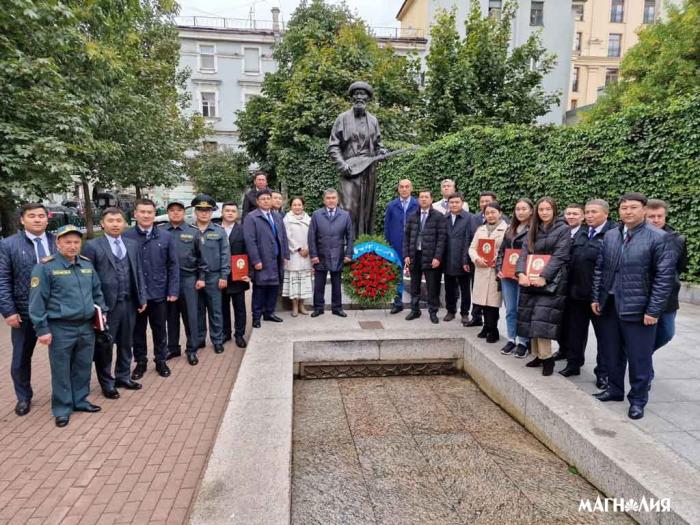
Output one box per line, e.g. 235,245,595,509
342,236,399,307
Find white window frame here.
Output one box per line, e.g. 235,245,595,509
530,1,544,26
198,43,217,73
242,46,262,75
199,89,219,118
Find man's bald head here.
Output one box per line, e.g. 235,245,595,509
398,179,413,199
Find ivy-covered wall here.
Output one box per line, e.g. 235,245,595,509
276,95,700,281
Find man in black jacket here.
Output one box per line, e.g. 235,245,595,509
403,190,447,324
241,171,269,219
592,193,675,420
443,193,474,324
559,200,615,389
221,202,250,349
646,199,688,353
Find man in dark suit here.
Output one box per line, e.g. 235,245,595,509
83,207,147,398
444,193,474,324
0,203,57,416
403,190,446,324
384,179,418,314
221,202,250,348
243,189,289,327
241,171,269,219
308,188,355,317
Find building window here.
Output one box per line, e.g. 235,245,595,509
198,44,216,72
643,0,656,23
572,67,580,92
608,34,622,57
488,0,502,19
201,92,217,117
574,32,582,53
610,0,624,23
570,99,578,110
605,68,619,85
573,3,584,21
243,47,260,74
530,1,544,26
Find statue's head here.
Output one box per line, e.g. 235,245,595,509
348,81,373,114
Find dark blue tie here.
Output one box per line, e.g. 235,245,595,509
33,237,47,262
588,228,595,240
267,213,279,256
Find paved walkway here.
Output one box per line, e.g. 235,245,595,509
0,321,244,525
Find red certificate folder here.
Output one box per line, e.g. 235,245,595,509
93,305,106,332
231,254,249,281
525,254,552,278
501,249,520,279
477,238,496,266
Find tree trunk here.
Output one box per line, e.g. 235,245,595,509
81,176,95,238
135,186,142,199
0,193,18,238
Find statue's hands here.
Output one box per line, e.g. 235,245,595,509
340,163,351,176
378,148,388,157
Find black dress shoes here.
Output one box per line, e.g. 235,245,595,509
74,403,101,413
166,351,181,360
15,400,31,416
214,344,225,354
55,416,70,428
155,362,171,377
443,312,455,322
116,380,142,390
223,335,232,343
103,389,120,399
332,309,348,317
525,357,542,368
235,336,247,348
541,358,555,376
310,310,324,318
430,312,439,324
405,310,421,321
628,405,644,419
390,305,403,314
187,353,199,366
559,366,581,377
263,314,283,322
595,376,609,390
252,319,261,328
593,391,624,402
131,363,147,380
464,317,483,327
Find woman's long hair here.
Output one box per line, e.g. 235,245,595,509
506,198,534,239
528,197,558,248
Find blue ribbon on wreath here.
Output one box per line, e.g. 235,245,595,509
352,241,402,267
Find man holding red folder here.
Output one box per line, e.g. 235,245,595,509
221,202,250,349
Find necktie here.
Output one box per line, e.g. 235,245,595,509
588,228,595,240
329,209,334,220
33,237,47,262
443,200,448,210
267,212,277,233
420,211,428,230
114,238,124,260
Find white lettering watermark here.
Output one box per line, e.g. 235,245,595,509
579,496,671,513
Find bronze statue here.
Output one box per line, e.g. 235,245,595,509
328,81,387,237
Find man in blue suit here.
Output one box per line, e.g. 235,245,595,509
384,179,417,314
308,189,354,317
0,203,56,416
83,208,147,399
243,189,289,327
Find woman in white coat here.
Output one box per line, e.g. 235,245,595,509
282,197,313,316
468,202,508,343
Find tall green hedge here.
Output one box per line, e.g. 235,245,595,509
276,94,700,281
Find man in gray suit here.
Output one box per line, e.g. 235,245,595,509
308,189,354,317
83,208,147,398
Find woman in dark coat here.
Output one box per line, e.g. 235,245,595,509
515,197,571,376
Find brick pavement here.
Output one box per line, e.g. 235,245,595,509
0,318,245,525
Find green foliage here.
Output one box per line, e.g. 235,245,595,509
187,149,251,202
421,2,559,139
586,0,700,122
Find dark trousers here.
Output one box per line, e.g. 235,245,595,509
133,299,168,365
198,273,224,345
167,273,199,355
409,252,441,313
222,291,246,338
252,284,279,319
313,270,342,311
598,297,656,407
444,274,471,315
10,316,37,402
49,321,95,417
482,305,500,333
565,298,607,379
94,299,135,390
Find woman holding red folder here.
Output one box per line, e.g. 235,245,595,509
515,197,571,376
468,202,508,343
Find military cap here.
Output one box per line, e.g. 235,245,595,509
347,81,374,99
166,200,186,210
191,194,218,210
55,225,83,239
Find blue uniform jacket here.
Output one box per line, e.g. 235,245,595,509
0,231,57,318
159,222,205,280
28,253,106,336
196,222,231,280
123,226,180,300
384,197,418,260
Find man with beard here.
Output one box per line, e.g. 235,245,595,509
328,81,387,237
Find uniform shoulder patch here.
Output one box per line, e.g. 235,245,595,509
79,255,90,261
30,276,40,288
40,255,54,263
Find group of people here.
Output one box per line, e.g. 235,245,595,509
0,170,687,426
382,179,686,420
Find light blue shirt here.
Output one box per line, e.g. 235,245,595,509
25,231,49,263
106,234,125,259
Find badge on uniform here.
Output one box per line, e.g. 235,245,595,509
30,276,40,288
